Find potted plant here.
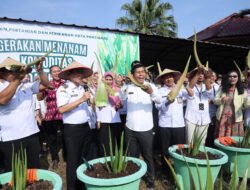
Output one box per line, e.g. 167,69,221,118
168,125,228,190
76,129,147,190
165,152,249,190
214,127,250,178
0,146,62,190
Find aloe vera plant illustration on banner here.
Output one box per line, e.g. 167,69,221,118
97,32,140,75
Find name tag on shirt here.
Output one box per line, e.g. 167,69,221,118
128,92,134,94
177,97,183,103
71,94,78,97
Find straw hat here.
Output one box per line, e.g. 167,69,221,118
0,57,25,70
155,68,181,83
59,60,93,80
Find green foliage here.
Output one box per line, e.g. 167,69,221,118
229,158,239,190
166,151,248,190
204,149,213,190
240,127,250,148
11,144,27,190
239,168,248,190
194,161,203,190
103,127,129,174
116,0,177,37
188,124,208,156
97,33,139,75
164,157,182,190
94,52,108,107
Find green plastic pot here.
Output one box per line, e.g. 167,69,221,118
76,157,147,190
214,136,250,178
0,169,62,190
168,145,228,190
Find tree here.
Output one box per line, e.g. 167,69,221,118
116,0,177,37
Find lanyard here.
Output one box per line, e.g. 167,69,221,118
195,85,203,101
213,85,215,97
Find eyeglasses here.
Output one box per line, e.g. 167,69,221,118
228,75,238,78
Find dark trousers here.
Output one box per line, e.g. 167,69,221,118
159,127,185,158
44,120,65,161
64,123,92,190
38,121,46,152
205,116,216,148
0,134,40,172
98,123,122,157
125,127,155,178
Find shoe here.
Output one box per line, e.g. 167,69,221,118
52,160,59,170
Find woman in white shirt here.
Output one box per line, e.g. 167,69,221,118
96,72,122,157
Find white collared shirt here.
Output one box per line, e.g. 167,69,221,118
56,81,89,124
185,83,212,125
119,81,160,132
155,85,187,128
0,80,40,142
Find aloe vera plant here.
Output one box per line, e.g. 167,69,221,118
166,149,248,190
247,50,250,69
94,52,108,107
167,56,191,102
240,127,250,148
193,31,208,71
59,51,67,69
103,127,129,174
233,60,245,82
26,46,56,68
11,145,27,190
187,124,208,157
157,62,162,74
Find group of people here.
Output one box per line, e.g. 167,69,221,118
0,57,250,190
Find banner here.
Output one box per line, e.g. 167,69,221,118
0,20,140,80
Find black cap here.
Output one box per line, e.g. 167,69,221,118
131,60,144,74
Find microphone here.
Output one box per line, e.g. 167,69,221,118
83,84,90,106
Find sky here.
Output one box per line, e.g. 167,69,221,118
0,0,249,38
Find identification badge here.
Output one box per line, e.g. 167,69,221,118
199,103,204,110
177,97,183,103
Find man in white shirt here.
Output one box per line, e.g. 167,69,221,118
56,60,92,190
185,67,212,144
155,68,193,170
0,57,50,172
120,61,160,189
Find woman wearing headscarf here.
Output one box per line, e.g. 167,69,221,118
96,71,122,156
214,70,250,137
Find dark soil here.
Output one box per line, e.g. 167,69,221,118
176,148,221,160
231,143,250,148
0,179,53,190
84,160,140,179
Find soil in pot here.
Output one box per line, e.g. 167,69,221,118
84,160,140,179
176,148,221,160
0,179,53,190
230,143,250,148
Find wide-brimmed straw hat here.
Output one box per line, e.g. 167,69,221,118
59,60,93,80
0,57,25,70
155,68,181,83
